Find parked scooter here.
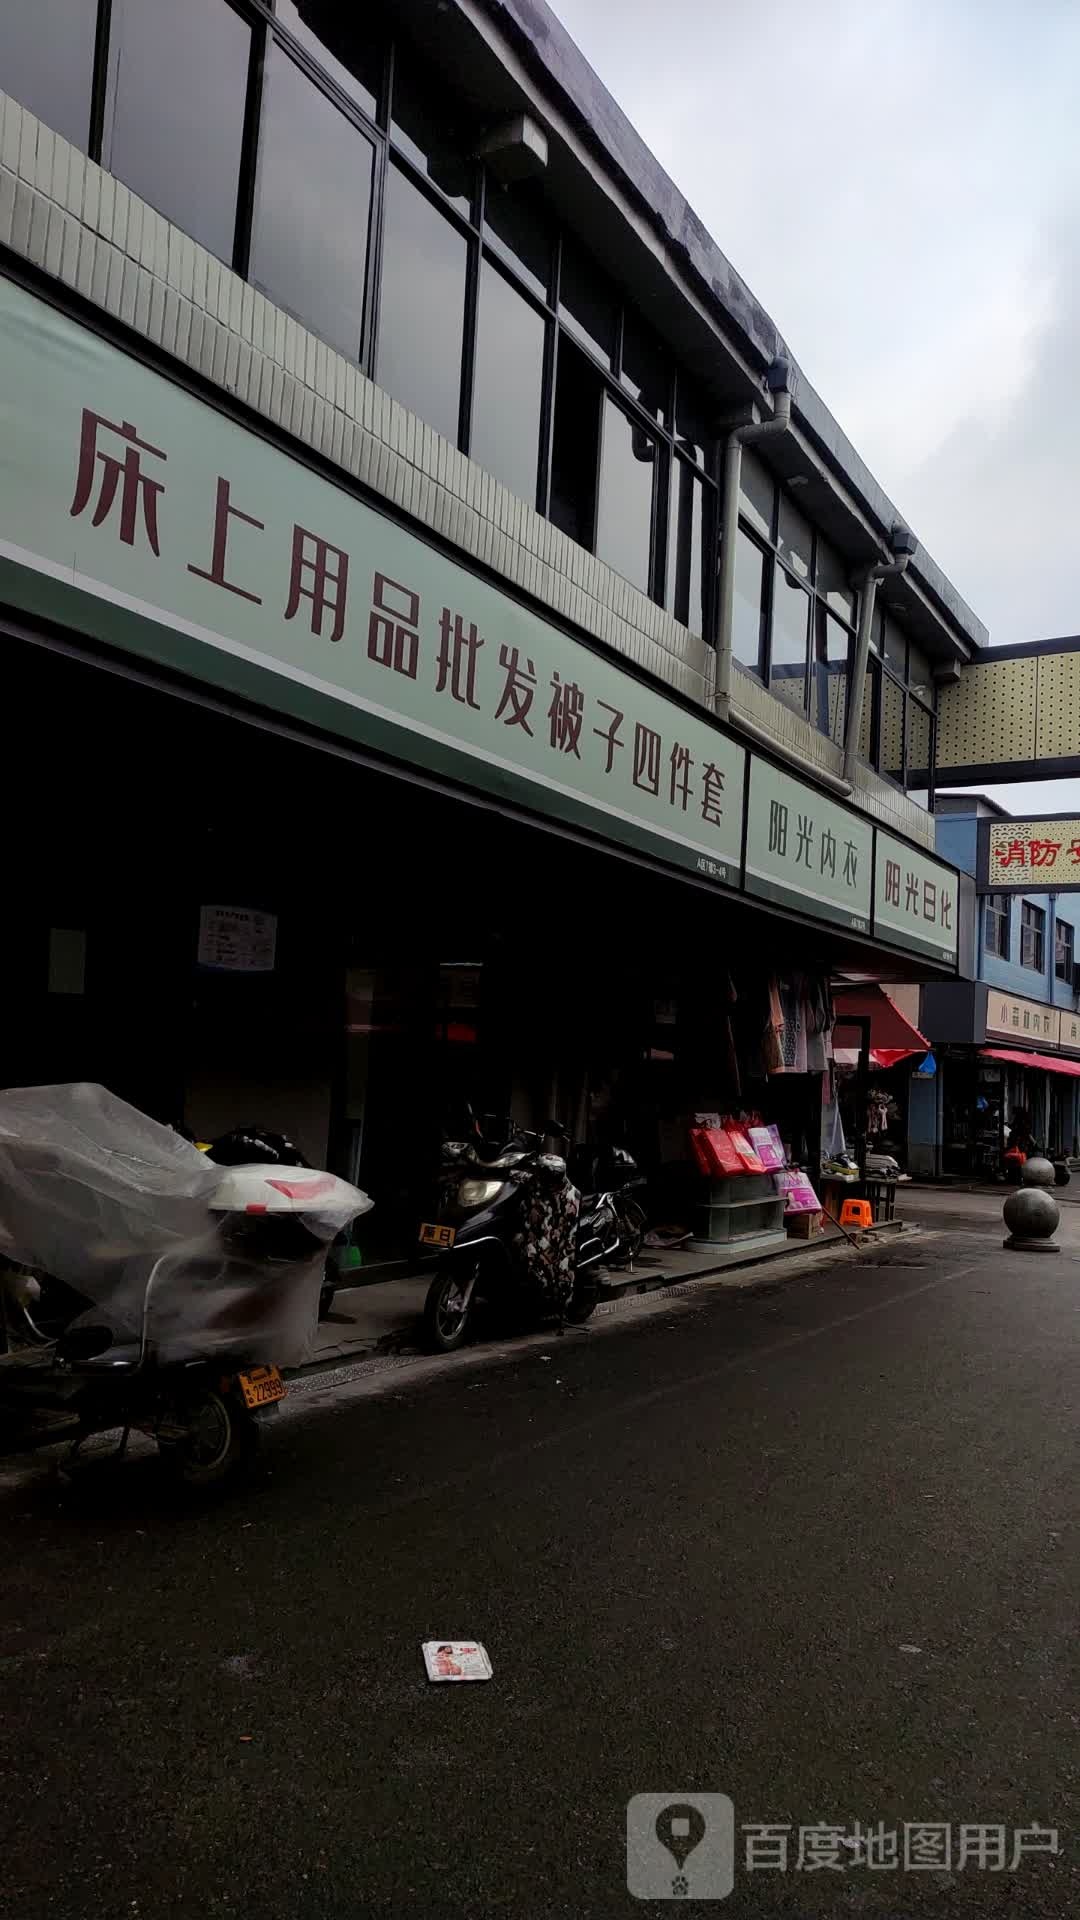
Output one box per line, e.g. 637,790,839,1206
0,1085,372,1486
566,1142,648,1265
419,1114,620,1352
204,1126,345,1319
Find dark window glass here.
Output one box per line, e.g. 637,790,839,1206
769,563,809,715
674,377,714,467
378,166,467,446
471,261,545,506
0,0,96,148
558,242,616,366
985,895,1009,960
667,459,706,635
907,643,933,700
906,697,932,784
621,312,670,423
881,673,905,779
882,614,907,675
1055,919,1074,982
106,0,250,264
275,3,381,119
252,46,374,361
816,538,856,624
778,493,812,582
812,605,849,745
549,341,600,549
733,530,766,673
1021,901,1045,972
483,180,551,301
596,397,656,595
390,51,472,215
739,449,774,539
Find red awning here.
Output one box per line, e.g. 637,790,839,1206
981,1046,1080,1078
833,985,929,1068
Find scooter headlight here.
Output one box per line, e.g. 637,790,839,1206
458,1177,508,1208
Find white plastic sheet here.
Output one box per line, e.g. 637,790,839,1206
0,1084,370,1366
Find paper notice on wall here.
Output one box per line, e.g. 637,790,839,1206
197,905,277,973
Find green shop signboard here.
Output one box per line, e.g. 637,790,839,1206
0,272,959,967
744,759,873,933
873,831,959,964
0,276,745,887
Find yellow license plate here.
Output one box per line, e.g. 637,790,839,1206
419,1221,455,1249
236,1365,287,1410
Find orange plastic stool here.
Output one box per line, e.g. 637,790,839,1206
838,1198,874,1230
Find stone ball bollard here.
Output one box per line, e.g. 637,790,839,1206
1021,1154,1056,1189
1003,1176,1060,1252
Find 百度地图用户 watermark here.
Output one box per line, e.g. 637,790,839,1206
626,1795,1061,1901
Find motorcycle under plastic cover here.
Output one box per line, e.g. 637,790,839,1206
0,1084,370,1366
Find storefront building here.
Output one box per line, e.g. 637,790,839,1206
0,2,973,1257
919,797,1080,1176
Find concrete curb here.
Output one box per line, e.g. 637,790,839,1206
290,1219,918,1390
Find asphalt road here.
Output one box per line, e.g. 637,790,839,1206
2,1202,1077,1918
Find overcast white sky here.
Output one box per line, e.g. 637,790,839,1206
553,0,1080,813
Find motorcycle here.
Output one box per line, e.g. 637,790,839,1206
0,1084,372,1486
418,1115,624,1353
203,1125,347,1319
566,1142,648,1265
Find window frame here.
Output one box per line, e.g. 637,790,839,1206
1021,901,1046,974
732,470,859,739
984,894,1010,961
1055,917,1074,984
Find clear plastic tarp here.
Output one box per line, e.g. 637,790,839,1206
0,1084,371,1367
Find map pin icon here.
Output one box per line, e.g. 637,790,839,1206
655,1802,707,1877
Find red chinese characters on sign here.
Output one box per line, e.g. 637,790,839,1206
70,409,166,553
285,525,349,642
994,837,1077,869
188,477,264,604
368,573,420,679
548,673,584,757
63,402,736,856
436,609,484,709
494,646,537,732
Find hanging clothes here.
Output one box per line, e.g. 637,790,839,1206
778,977,808,1074
805,975,831,1074
763,977,784,1074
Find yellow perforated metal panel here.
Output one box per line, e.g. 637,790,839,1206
937,657,1038,768
1035,651,1080,759
858,675,874,759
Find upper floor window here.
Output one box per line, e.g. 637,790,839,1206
251,41,376,362
377,164,469,447
274,2,382,121
1021,901,1045,973
105,0,252,265
985,894,1009,960
733,455,855,749
0,0,98,149
1055,918,1074,984
865,611,936,806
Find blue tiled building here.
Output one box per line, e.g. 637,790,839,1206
917,796,1080,1175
